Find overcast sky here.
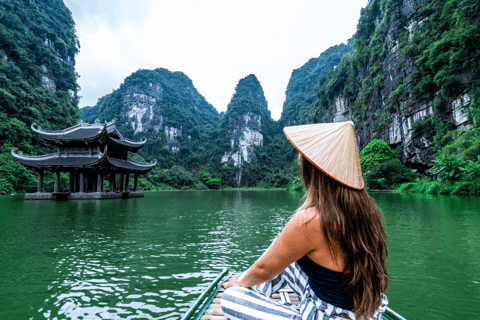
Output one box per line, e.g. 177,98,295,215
64,0,367,120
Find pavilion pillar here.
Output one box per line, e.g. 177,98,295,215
37,170,44,193
79,172,85,192
97,173,103,193
125,173,130,192
109,173,115,192
75,172,79,192
69,172,75,193
93,173,97,192
120,173,124,192
133,173,139,192
54,171,60,193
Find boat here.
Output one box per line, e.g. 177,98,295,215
181,268,407,320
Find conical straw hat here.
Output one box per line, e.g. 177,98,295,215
284,121,364,190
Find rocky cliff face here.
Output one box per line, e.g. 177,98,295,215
220,74,275,185
124,83,163,135
364,0,472,168
221,111,264,167
80,68,219,156
312,0,476,171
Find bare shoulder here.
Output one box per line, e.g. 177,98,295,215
291,207,321,232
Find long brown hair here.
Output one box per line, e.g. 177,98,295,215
298,154,389,319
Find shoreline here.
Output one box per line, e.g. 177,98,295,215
0,187,292,196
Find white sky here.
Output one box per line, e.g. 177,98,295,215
65,0,367,120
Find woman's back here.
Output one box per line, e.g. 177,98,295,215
293,207,354,309
295,207,345,273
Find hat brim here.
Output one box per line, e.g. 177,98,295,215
283,122,364,190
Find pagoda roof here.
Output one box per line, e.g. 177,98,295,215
31,119,146,151
11,148,156,174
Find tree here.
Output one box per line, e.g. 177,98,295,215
360,139,414,189
359,139,396,173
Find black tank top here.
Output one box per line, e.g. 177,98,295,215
297,255,354,310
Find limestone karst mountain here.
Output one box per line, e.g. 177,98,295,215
80,68,220,168
217,74,277,185
309,0,478,173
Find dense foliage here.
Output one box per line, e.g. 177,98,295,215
360,139,415,189
310,0,403,124
208,74,297,188
406,0,480,134
0,0,80,193
281,38,354,126
399,128,480,195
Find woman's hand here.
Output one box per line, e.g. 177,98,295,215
221,277,238,289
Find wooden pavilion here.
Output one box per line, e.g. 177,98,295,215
12,119,156,200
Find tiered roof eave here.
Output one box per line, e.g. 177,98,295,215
31,119,147,152
11,148,156,174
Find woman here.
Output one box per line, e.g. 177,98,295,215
221,122,389,320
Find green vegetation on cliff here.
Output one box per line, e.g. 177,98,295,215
80,68,219,162
399,128,480,195
308,0,480,194
281,38,354,126
210,74,296,188
405,0,480,148
217,74,277,143
310,0,403,124
311,0,480,136
0,0,80,193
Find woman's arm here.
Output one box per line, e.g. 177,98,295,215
233,210,317,288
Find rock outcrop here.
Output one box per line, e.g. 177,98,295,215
220,75,275,185
221,111,264,167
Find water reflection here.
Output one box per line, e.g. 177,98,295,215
0,192,479,319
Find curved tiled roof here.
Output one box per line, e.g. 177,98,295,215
107,157,156,172
11,149,156,174
109,136,146,150
31,120,146,151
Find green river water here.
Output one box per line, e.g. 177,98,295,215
0,191,479,319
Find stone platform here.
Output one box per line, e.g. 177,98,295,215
24,191,144,201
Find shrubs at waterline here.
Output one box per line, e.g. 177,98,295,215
360,139,415,189
359,139,396,171
364,159,416,189
398,128,480,195
148,166,206,190
398,179,453,194
286,176,305,192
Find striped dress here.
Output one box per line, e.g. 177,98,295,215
220,261,388,320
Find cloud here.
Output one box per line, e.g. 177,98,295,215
66,0,367,120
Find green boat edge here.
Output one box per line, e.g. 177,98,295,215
181,268,406,320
